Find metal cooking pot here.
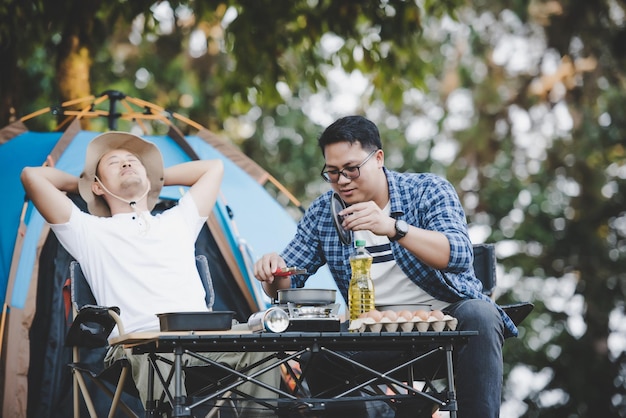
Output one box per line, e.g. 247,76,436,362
277,288,337,305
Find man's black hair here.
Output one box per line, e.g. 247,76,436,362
318,115,382,155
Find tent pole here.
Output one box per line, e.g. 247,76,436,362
265,173,305,213
19,95,96,123
0,303,7,360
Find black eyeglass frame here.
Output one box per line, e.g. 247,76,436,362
320,149,378,183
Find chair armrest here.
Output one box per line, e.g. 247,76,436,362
65,305,123,348
501,302,534,326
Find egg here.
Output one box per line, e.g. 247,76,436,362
382,310,398,321
367,310,383,322
429,309,445,320
412,309,429,321
397,310,413,321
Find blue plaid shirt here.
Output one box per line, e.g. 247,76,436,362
281,168,518,338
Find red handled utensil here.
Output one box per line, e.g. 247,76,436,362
274,267,307,277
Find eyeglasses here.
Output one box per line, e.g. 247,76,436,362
320,150,378,183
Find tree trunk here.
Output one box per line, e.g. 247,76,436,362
55,1,101,128
56,34,92,105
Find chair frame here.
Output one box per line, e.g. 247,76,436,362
66,262,138,418
65,254,216,418
472,243,534,326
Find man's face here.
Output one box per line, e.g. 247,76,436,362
95,148,148,195
322,141,382,204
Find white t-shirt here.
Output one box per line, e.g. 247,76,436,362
50,193,209,336
353,203,450,312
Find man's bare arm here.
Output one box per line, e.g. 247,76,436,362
21,166,77,224
163,160,224,218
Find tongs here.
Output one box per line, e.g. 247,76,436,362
273,266,308,277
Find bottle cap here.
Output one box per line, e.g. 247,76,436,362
355,239,366,247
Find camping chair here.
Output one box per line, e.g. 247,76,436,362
65,254,216,418
472,243,534,326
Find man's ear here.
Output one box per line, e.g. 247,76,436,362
376,149,384,168
92,181,105,196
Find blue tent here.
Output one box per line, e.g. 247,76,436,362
0,95,343,417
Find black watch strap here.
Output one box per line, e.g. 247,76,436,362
390,219,408,242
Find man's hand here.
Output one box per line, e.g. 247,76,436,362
340,201,451,270
253,252,292,299
253,252,287,284
339,201,396,238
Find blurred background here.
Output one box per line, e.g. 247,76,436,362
1,1,625,416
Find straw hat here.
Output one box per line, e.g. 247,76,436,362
78,132,164,217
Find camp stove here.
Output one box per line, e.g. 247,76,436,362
276,301,342,332
272,288,342,332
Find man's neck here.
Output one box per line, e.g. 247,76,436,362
373,171,390,209
107,197,150,216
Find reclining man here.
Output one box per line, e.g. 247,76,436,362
21,131,279,417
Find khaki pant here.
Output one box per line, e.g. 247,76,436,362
105,345,280,417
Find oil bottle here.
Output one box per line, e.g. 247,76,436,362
348,239,375,321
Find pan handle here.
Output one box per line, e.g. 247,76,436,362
274,267,307,277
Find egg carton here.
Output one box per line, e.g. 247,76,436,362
348,315,458,333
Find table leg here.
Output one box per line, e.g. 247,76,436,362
445,342,457,418
145,353,156,417
171,346,192,417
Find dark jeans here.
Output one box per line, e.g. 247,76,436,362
302,299,504,418
444,299,504,418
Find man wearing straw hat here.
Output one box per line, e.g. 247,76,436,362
21,131,278,417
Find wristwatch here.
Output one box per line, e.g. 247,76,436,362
390,219,409,242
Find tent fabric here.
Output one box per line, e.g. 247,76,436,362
197,128,269,184
0,129,61,304
0,122,343,418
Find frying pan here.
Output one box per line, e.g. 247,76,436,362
277,288,337,305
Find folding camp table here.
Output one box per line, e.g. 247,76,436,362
111,329,476,418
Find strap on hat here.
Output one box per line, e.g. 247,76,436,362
94,176,151,234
